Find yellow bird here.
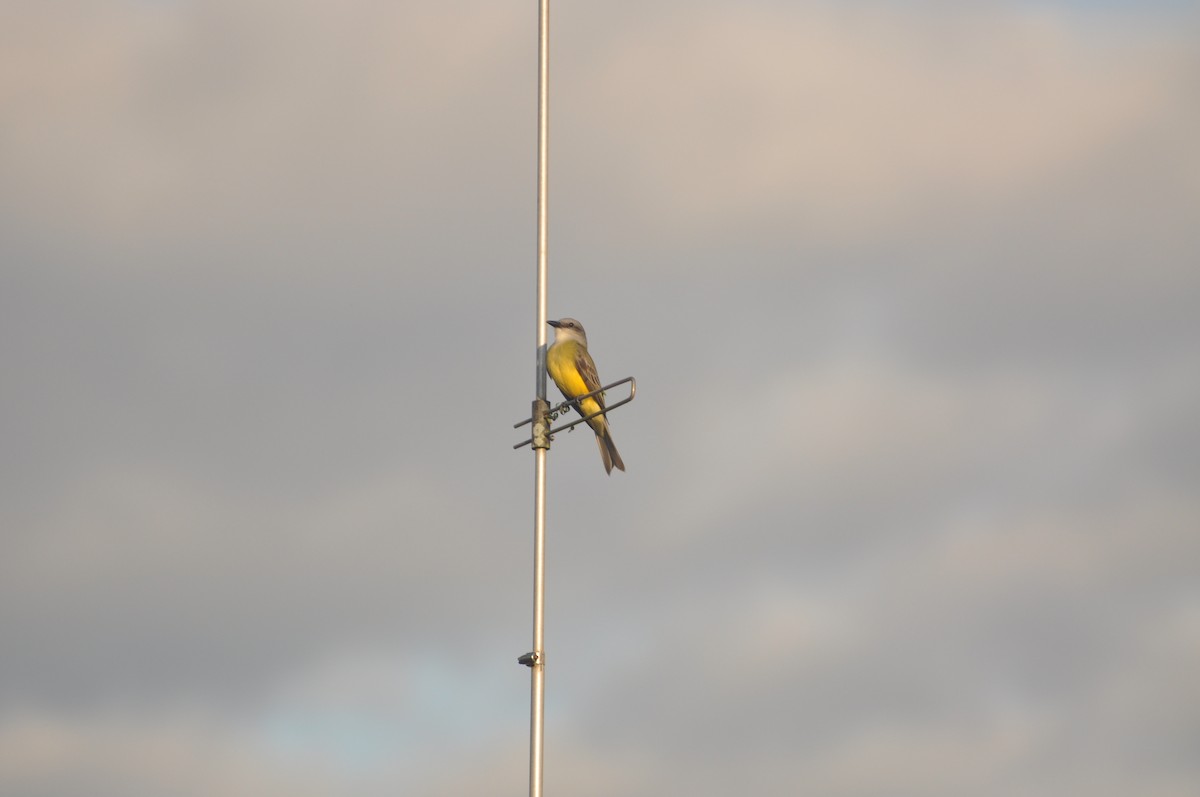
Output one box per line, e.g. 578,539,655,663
546,318,625,475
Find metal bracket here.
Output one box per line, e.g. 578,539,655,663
518,651,541,667
530,398,551,451
513,376,637,449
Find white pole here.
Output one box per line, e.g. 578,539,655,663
529,1,550,796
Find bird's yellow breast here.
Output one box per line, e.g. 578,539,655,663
546,340,591,398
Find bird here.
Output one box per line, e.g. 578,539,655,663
546,317,625,475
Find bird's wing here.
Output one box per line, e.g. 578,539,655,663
575,348,606,410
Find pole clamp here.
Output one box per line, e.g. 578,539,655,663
530,399,551,451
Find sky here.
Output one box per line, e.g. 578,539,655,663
1,0,1198,795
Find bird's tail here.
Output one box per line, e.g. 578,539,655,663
595,427,625,475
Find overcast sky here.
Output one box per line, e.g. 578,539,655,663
2,1,1198,795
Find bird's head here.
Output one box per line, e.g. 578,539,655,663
548,317,588,346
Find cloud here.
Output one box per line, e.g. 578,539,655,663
636,350,1174,549
0,461,524,707
541,484,1199,796
0,0,529,271
556,2,1199,243
0,706,341,797
5,1,1195,268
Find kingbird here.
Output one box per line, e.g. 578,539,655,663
546,318,625,475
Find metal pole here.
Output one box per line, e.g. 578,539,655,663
529,1,550,797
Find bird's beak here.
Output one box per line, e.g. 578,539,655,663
547,319,561,328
